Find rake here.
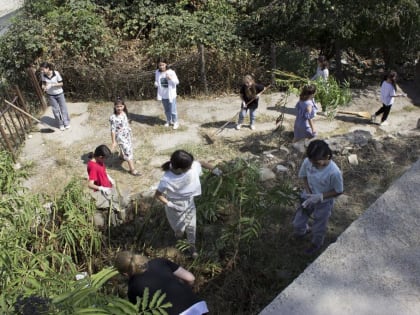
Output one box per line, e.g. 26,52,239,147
204,85,271,144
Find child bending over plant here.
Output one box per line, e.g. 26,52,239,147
293,140,344,255
154,150,222,258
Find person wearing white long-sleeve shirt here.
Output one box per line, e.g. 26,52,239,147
154,60,180,129
371,70,406,126
311,55,329,81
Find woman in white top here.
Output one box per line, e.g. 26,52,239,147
311,55,329,81
154,59,180,129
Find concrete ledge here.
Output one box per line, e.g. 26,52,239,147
260,159,420,315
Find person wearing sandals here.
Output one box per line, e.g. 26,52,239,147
154,150,222,258
292,140,343,255
110,97,140,176
87,145,128,226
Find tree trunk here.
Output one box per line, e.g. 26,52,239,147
270,43,277,86
198,44,208,95
334,42,344,82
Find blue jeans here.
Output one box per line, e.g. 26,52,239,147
238,107,256,125
161,98,178,123
47,93,70,127
293,198,334,246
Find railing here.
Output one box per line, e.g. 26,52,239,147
0,88,33,161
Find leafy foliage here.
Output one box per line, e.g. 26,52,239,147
0,151,26,194
197,158,296,257
273,70,352,115
314,77,351,114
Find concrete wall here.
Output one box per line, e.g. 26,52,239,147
260,159,420,315
0,0,23,35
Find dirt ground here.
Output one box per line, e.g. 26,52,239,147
19,81,420,198
17,81,420,313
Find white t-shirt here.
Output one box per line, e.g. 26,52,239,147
380,81,396,106
157,161,203,200
298,158,343,195
311,67,329,81
41,71,64,96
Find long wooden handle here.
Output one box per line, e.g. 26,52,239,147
245,84,271,106
4,99,42,123
337,110,358,115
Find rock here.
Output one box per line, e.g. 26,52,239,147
348,154,359,165
291,142,306,154
274,164,288,173
279,145,290,155
260,167,276,181
93,211,105,228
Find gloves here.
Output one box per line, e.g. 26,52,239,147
242,101,247,108
167,201,184,211
212,167,223,176
107,175,115,185
98,186,112,194
302,193,323,208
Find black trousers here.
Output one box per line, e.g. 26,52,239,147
375,104,392,122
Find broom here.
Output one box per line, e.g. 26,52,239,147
336,110,371,119
204,85,271,144
5,99,55,133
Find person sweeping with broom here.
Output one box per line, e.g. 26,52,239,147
235,75,266,130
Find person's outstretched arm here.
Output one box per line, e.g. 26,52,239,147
173,266,195,286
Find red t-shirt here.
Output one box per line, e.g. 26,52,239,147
87,160,112,189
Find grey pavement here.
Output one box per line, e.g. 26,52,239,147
259,159,420,315
0,0,23,35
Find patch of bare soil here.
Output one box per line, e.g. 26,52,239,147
18,81,420,314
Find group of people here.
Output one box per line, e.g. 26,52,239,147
40,56,406,314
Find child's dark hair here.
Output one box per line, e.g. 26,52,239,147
39,62,54,70
317,55,329,70
381,70,397,91
161,150,194,172
157,58,170,70
88,144,112,159
300,84,316,100
114,97,128,115
306,140,332,161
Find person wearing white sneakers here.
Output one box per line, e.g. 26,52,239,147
154,59,180,130
371,70,406,126
39,62,71,131
235,75,265,131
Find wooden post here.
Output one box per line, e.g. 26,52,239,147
270,43,277,86
26,66,48,111
199,44,208,95
0,122,15,162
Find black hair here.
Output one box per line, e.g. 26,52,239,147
157,58,171,71
381,70,397,92
88,145,112,159
161,150,194,172
317,55,329,70
39,62,54,70
114,97,128,115
300,84,317,101
306,140,332,161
